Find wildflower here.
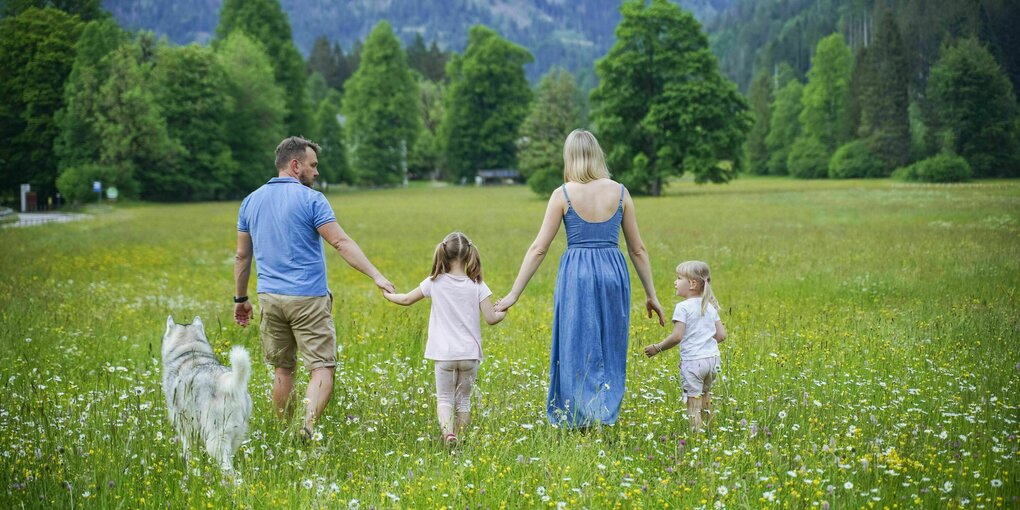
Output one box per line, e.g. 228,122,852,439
762,490,775,502
537,486,546,496
991,479,1003,488
717,485,728,496
302,479,313,489
778,411,787,420
844,482,853,490
348,499,360,509
941,481,953,493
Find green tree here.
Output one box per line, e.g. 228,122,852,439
518,68,583,195
590,0,750,195
152,44,236,201
311,89,350,185
746,68,773,175
798,33,853,153
306,71,330,107
4,0,103,20
0,7,83,200
764,65,802,175
407,33,450,83
441,25,533,183
216,0,310,136
54,17,126,175
343,21,419,186
926,37,1020,177
858,11,911,172
216,31,287,194
408,78,445,179
92,41,182,201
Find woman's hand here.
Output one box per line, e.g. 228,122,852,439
493,293,519,312
646,296,665,326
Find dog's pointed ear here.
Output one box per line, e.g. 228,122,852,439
166,315,175,330
193,316,203,328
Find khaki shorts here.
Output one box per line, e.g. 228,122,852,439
258,292,336,371
680,356,721,400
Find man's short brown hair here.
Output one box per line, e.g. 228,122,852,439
275,136,321,170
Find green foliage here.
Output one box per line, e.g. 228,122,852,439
408,78,445,179
216,31,287,194
828,139,884,179
441,25,533,183
216,0,310,136
306,35,356,92
745,68,773,175
343,21,419,186
787,136,829,179
892,152,972,183
925,37,1020,177
305,71,329,107
856,11,911,171
764,68,803,176
591,0,750,195
55,163,113,203
55,17,127,174
94,41,180,200
406,33,450,83
518,68,582,195
4,0,103,20
312,90,350,185
0,7,83,197
799,33,853,153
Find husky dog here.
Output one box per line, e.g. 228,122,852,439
162,315,252,473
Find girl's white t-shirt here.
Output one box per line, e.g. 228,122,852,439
419,274,492,361
672,297,721,361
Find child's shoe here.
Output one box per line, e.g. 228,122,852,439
444,433,458,447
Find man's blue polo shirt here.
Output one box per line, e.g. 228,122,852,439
237,177,336,296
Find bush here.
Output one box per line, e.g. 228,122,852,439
787,137,830,179
56,164,107,203
527,166,564,196
828,140,885,178
892,153,972,183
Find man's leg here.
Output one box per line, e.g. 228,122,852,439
272,367,296,419
303,366,335,431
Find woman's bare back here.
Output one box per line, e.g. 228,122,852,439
562,179,623,223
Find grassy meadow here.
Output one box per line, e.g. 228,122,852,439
1,177,1018,508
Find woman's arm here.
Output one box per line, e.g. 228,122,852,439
620,188,665,326
479,297,507,325
644,321,686,357
494,191,565,312
383,287,425,306
713,320,727,342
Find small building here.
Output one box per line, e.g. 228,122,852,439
475,169,521,186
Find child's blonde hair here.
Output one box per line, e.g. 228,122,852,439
430,232,483,283
677,260,721,316
563,129,611,183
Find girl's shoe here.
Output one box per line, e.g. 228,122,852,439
444,433,458,447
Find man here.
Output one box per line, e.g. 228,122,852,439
233,136,394,438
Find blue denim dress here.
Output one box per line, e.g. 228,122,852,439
548,183,631,427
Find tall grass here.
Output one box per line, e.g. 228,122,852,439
1,177,1017,508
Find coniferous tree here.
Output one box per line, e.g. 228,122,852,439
746,68,773,175
343,21,419,186
798,33,853,154
0,7,83,199
216,31,287,194
765,67,803,176
216,0,310,136
859,10,911,172
591,0,750,195
408,78,445,179
4,0,103,20
926,37,1020,177
441,25,533,183
312,89,350,185
518,68,583,195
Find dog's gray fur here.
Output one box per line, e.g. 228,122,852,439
162,315,252,473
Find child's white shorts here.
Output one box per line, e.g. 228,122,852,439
680,356,721,400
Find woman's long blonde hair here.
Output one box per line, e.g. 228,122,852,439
677,260,721,316
563,129,611,183
430,232,483,283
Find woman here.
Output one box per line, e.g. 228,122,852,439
495,129,664,427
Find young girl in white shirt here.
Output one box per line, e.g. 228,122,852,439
384,232,506,446
644,260,727,433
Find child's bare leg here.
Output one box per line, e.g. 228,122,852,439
455,411,471,437
436,404,455,437
687,396,704,433
700,392,713,431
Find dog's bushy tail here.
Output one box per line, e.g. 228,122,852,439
223,346,251,395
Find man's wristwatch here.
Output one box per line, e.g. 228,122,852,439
233,295,249,304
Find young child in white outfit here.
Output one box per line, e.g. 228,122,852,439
384,232,506,446
644,260,727,433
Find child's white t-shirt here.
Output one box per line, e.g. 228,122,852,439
419,274,492,361
672,297,721,361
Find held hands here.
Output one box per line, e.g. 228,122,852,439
382,292,401,304
374,275,396,294
234,301,253,327
493,293,518,313
646,296,665,326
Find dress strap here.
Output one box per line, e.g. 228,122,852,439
618,183,625,207
561,185,572,207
